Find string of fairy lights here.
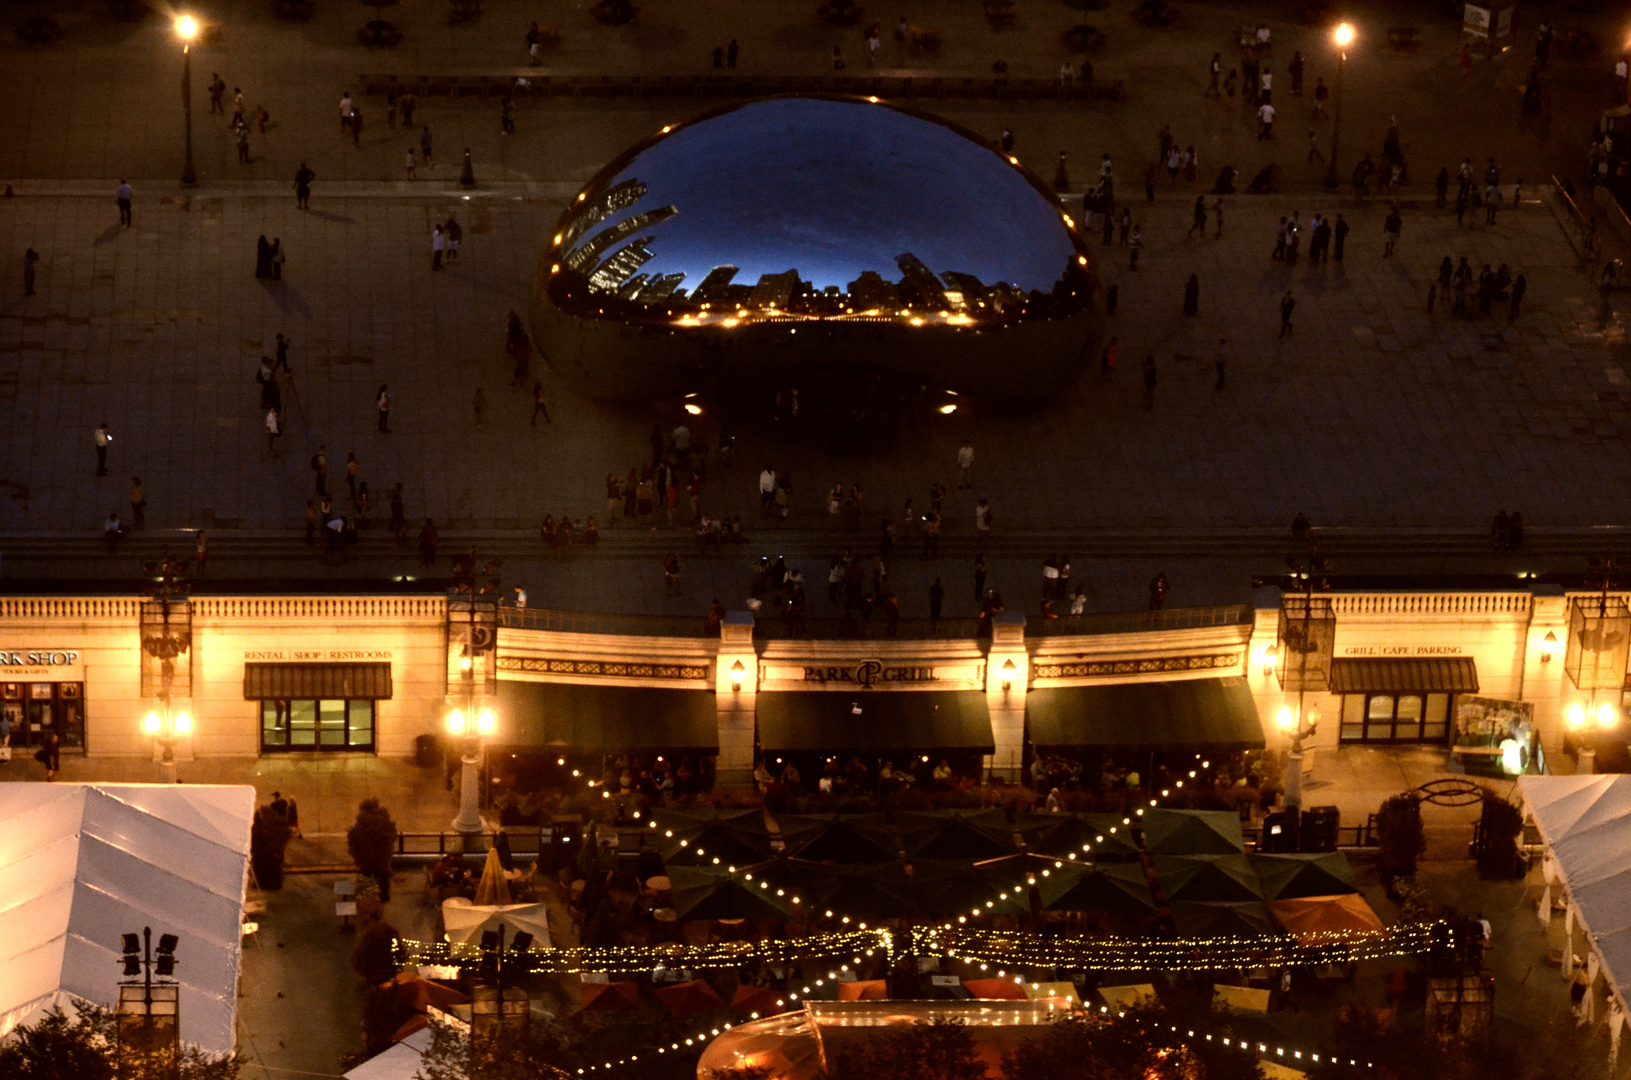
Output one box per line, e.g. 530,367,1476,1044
395,930,882,975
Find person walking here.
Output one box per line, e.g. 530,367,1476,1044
420,125,434,167
24,247,39,296
94,422,111,476
195,531,208,577
344,452,361,501
235,121,251,164
1289,50,1304,95
1214,337,1228,389
432,224,444,270
270,239,284,280
115,180,132,227
1140,354,1156,408
1333,213,1350,260
1214,197,1225,237
1257,100,1275,139
1509,273,1528,320
1279,290,1296,336
1187,194,1207,238
957,439,975,488
405,148,416,180
208,73,226,113
445,217,462,262
1306,129,1325,165
975,498,992,537
1128,226,1143,270
294,163,315,210
1205,52,1222,96
1182,274,1200,315
1383,207,1402,256
265,408,281,454
376,385,392,433
526,380,552,426
418,518,439,564
311,444,329,496
130,477,147,528
1312,75,1328,117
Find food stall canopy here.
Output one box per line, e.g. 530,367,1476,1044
0,783,254,1055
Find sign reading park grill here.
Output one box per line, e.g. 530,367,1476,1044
802,660,937,687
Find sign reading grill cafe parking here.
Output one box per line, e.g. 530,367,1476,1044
802,660,937,688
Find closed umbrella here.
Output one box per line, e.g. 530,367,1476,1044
474,847,512,906
657,979,724,1017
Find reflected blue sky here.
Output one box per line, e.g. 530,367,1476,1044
567,98,1079,295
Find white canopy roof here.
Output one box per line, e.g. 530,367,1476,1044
440,899,552,950
343,1025,433,1080
1519,775,1631,1011
0,784,255,1054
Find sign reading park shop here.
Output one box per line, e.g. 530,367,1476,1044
0,650,82,666
802,660,937,687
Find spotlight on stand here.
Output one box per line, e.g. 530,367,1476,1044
155,934,178,977
509,932,535,954
121,934,142,977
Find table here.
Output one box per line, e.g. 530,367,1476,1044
358,19,403,46
1387,26,1421,50
909,24,943,50
449,0,484,22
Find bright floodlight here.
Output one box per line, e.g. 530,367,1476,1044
173,712,192,734
476,708,495,734
1276,705,1295,730
1600,703,1618,729
1567,703,1587,729
175,14,199,40
1333,22,1355,47
143,712,161,734
446,709,466,734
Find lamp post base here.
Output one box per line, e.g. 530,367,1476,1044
1283,750,1304,811
451,751,486,836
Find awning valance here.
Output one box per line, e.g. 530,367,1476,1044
243,662,393,700
756,690,994,752
1328,658,1478,694
1025,677,1263,751
496,680,717,751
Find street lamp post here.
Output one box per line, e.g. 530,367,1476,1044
447,694,496,837
176,15,199,185
1323,22,1354,190
142,702,191,784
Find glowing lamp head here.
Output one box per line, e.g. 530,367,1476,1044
446,709,467,735
1276,705,1296,730
172,712,191,735
143,712,162,735
729,659,746,689
476,708,496,735
1333,22,1355,47
684,403,703,416
1568,703,1587,729
175,14,199,40
459,655,473,672
1600,703,1619,729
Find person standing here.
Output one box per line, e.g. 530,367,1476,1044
93,422,112,476
115,180,132,227
1205,52,1222,96
294,163,314,210
1279,290,1296,337
1307,129,1325,165
418,518,439,564
130,477,146,528
530,381,551,426
432,225,444,270
208,73,226,113
399,90,416,127
1140,354,1156,409
266,408,281,454
24,247,39,296
1289,50,1304,95
270,238,284,280
1100,335,1117,377
304,499,320,545
445,217,462,262
195,531,208,577
311,444,329,495
727,38,739,66
1435,167,1450,209
1143,164,1156,203
1509,273,1528,320
957,439,974,488
1182,274,1200,315
1213,337,1228,389
1214,197,1225,237
1333,213,1350,260
376,385,392,433
1128,226,1143,270
975,498,992,536
1383,208,1402,256
405,148,416,180
344,452,361,500
1187,195,1207,238
1312,75,1328,117
420,125,434,167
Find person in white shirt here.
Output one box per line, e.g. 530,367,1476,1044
115,180,132,226
957,440,974,488
758,465,776,513
1258,102,1276,139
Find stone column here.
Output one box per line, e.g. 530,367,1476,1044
715,612,758,787
984,612,1028,782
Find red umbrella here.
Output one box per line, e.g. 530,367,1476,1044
380,972,471,1014
657,979,724,1017
390,1014,429,1043
963,978,1028,1000
729,984,786,1016
581,981,643,1012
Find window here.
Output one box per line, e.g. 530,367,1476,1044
261,699,376,752
1339,692,1451,744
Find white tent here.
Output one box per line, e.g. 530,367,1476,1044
440,898,552,950
343,1024,433,1080
0,783,255,1055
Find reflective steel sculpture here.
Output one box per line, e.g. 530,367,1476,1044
531,95,1103,401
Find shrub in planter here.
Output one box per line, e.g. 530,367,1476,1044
1476,792,1524,879
1375,793,1425,890
347,798,399,901
251,804,292,891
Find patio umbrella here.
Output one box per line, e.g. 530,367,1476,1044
379,971,471,1014
909,859,1031,917
962,978,1028,1000
1035,861,1156,916
657,979,724,1017
473,847,512,906
1014,812,1142,861
580,981,643,1012
1152,853,1262,904
1141,808,1246,855
780,861,918,920
777,813,900,863
1268,893,1383,944
652,809,775,868
896,810,1018,861
835,979,889,1001
730,984,786,1016
668,865,798,921
441,899,552,949
1169,899,1276,937
1249,853,1359,900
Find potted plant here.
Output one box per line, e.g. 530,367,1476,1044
1475,792,1524,879
251,804,292,891
347,798,399,901
1375,793,1425,895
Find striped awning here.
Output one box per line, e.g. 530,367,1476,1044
243,662,394,700
1328,658,1478,694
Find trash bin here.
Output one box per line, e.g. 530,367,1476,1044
415,733,441,768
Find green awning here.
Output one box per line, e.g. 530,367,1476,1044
756,691,994,752
495,680,717,751
1329,658,1478,694
1025,677,1264,751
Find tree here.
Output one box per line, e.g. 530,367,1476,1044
348,797,399,900
1375,793,1425,887
0,1005,240,1080
250,804,292,891
829,1017,989,1080
351,919,402,987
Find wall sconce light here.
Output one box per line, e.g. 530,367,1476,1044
730,659,746,692
1262,646,1278,678
1001,658,1017,693
1540,631,1558,663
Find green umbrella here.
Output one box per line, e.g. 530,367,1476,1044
1248,853,1358,900
775,861,919,920
667,865,797,921
1141,808,1246,855
651,808,774,867
1152,854,1262,904
1014,812,1142,860
1035,861,1156,915
897,809,1018,861
1170,900,1276,937
909,859,1032,918
776,813,901,863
